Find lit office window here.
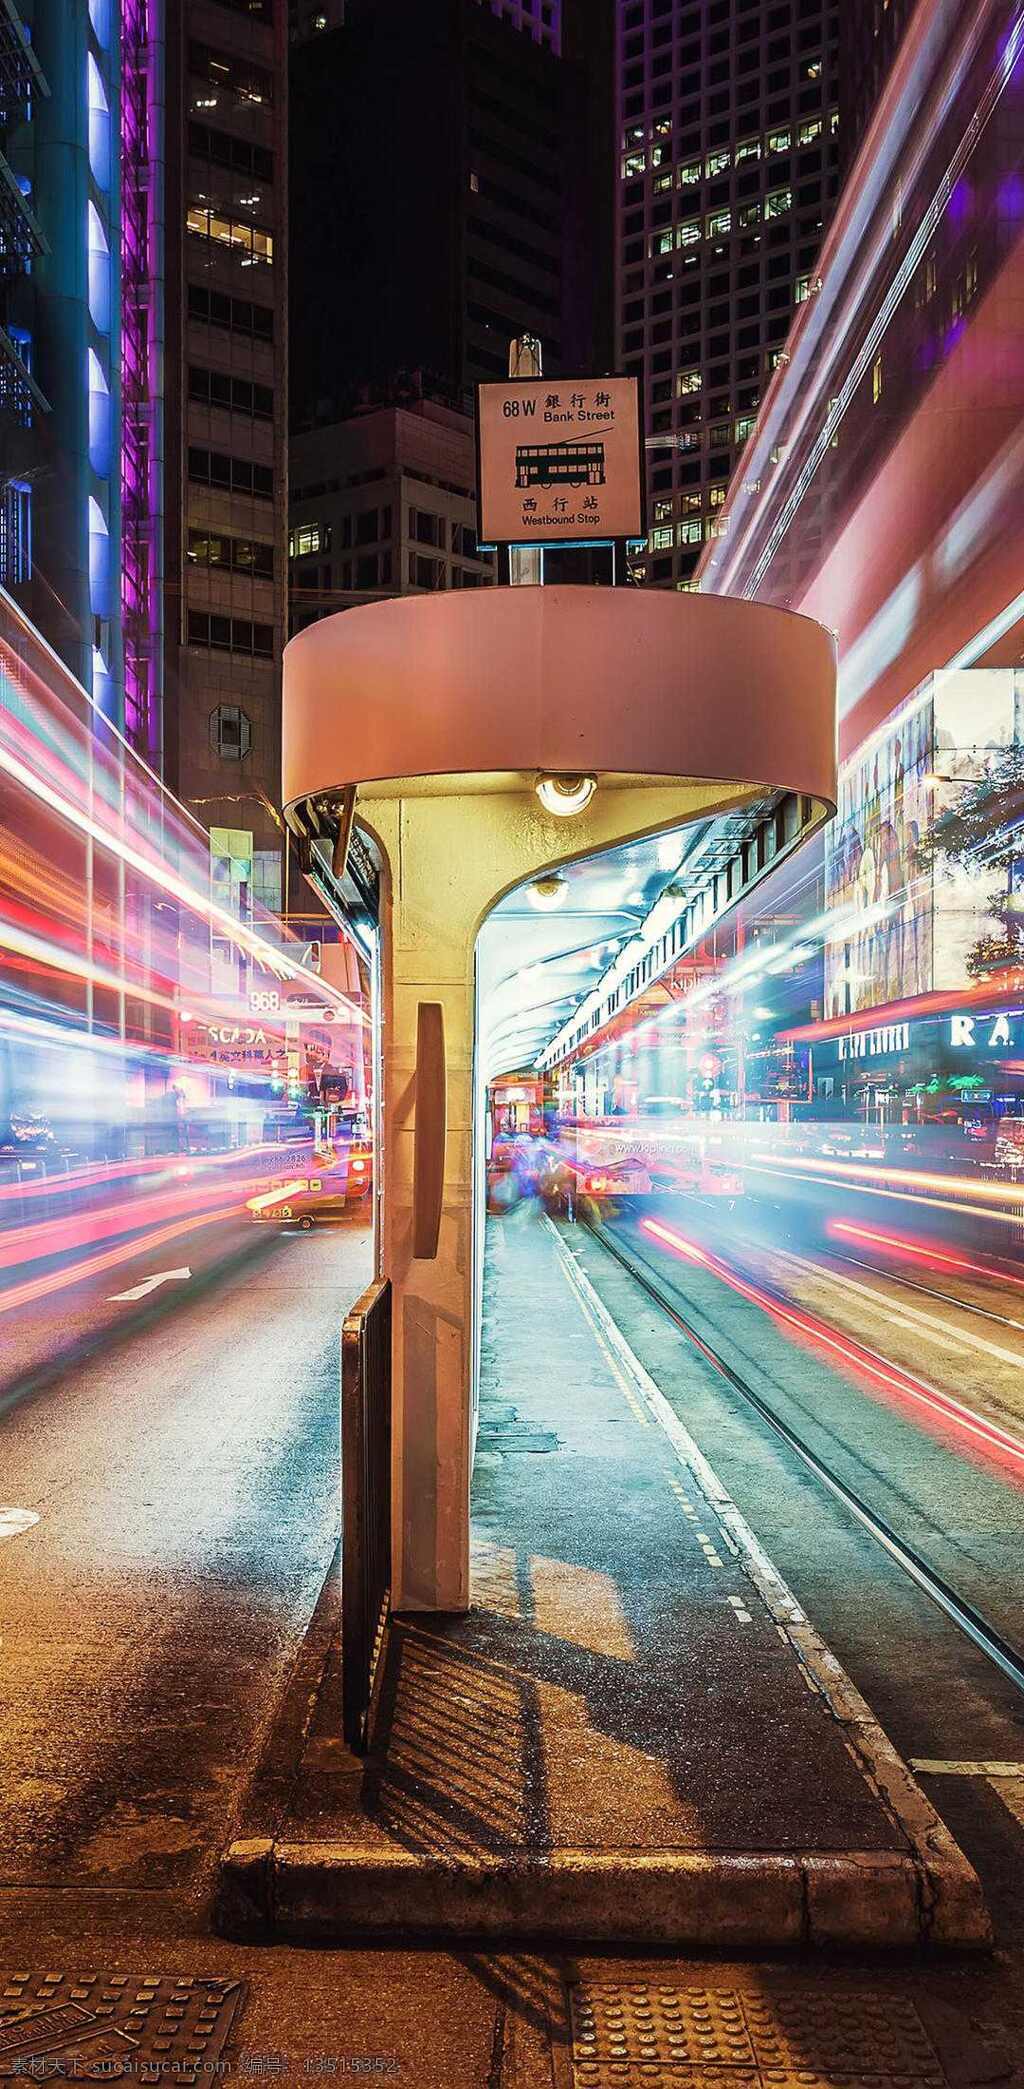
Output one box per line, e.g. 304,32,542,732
798,117,823,146
766,128,791,155
735,137,761,164
186,203,273,266
705,148,731,177
677,518,703,546
676,219,701,248
734,416,756,444
676,369,702,395
651,228,674,256
290,522,324,558
677,161,701,187
649,525,674,551
764,188,792,221
622,151,646,177
737,202,761,230
707,208,731,238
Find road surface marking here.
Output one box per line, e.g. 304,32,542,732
109,1265,192,1302
0,1507,40,1543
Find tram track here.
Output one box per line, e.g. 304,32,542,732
581,1208,1024,1703
825,1246,1024,1337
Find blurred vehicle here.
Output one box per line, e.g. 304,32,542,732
248,1104,372,1227
572,1116,743,1203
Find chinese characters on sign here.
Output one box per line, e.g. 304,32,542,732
476,377,643,546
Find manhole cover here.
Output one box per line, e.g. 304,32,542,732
568,1983,948,2087
0,1974,245,2081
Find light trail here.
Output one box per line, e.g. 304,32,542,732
0,1201,243,1319
828,1219,1024,1291
0,726,366,1025
747,1148,1024,1213
0,1138,314,1212
710,0,1024,597
641,1215,1024,1482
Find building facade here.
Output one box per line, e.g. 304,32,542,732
162,0,290,913
1,0,156,741
616,0,842,592
289,389,494,633
289,0,612,432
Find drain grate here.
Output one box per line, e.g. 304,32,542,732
0,1972,245,2081
568,1983,948,2087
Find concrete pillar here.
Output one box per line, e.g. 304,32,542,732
363,779,759,1613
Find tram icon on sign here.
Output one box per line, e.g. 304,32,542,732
515,438,607,490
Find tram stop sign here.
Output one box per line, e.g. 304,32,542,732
476,374,644,550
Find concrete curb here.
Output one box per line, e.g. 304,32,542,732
217,1838,954,1947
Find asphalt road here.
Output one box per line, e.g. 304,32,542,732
0,1209,374,1894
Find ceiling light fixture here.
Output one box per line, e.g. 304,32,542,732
535,773,597,818
528,874,568,912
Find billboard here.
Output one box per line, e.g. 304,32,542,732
825,669,1022,1017
476,376,643,546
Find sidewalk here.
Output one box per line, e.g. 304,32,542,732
218,1201,988,1948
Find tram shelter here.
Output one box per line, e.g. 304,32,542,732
281,583,837,1627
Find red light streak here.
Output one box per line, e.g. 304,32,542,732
828,1218,1024,1291
640,1216,1024,1482
0,1202,242,1318
0,1139,313,1212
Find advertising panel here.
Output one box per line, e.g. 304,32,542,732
476,376,643,546
825,688,934,1017
824,669,1022,1018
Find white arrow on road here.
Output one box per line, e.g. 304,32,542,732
109,1266,192,1303
0,1507,40,1543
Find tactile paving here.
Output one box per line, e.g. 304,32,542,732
568,1982,947,2086
0,1972,245,2081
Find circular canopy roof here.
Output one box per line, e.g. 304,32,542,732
282,585,837,814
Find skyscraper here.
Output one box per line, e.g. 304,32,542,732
162,0,290,913
289,0,612,432
616,0,841,592
1,0,152,741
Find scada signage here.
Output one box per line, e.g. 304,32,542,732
476,375,644,547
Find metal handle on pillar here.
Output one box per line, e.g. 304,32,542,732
413,1001,445,1259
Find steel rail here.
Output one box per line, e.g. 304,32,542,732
584,1212,1024,1701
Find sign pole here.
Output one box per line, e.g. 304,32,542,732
508,334,544,590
